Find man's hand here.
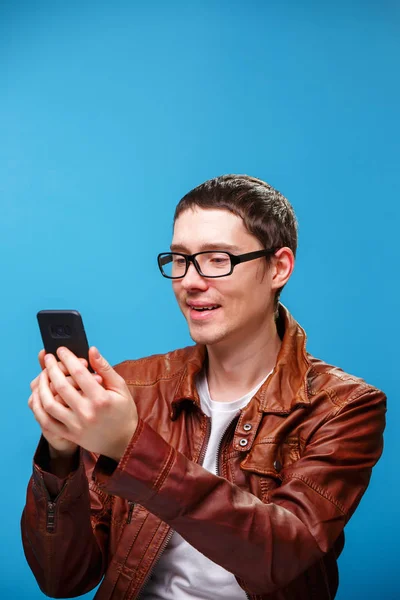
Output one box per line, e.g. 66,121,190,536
29,347,138,462
29,350,95,459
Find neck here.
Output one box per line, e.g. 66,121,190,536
205,313,281,402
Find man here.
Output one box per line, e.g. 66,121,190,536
22,174,386,599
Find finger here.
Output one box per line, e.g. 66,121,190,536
55,347,103,399
31,357,90,392
32,366,65,392
38,349,46,370
30,375,40,392
49,373,103,396
44,356,89,373
38,370,76,427
31,349,47,391
54,393,70,407
30,386,69,439
50,376,79,395
88,347,123,390
44,354,90,412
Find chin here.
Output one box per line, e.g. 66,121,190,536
188,325,227,346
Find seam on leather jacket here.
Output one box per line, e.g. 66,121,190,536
125,369,183,386
344,386,385,405
154,447,176,492
282,472,347,515
89,478,112,501
119,420,145,472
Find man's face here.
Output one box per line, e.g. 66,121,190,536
171,207,276,347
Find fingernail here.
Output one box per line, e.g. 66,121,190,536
93,348,100,359
44,354,51,364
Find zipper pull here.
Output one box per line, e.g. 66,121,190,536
126,501,135,524
46,501,56,533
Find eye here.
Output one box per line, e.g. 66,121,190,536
208,253,230,266
173,256,186,266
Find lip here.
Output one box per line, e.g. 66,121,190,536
186,303,221,321
186,301,221,308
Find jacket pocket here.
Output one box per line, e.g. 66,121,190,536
240,437,301,502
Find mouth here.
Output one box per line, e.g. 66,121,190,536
186,302,221,320
189,305,220,311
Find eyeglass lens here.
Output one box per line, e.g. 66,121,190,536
160,252,232,278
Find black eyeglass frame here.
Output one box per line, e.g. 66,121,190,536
157,248,278,279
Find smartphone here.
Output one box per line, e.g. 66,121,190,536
37,310,93,371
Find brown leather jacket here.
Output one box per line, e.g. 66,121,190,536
21,306,386,599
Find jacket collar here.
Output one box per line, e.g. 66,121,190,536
172,304,312,417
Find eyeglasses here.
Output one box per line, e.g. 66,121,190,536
157,249,277,279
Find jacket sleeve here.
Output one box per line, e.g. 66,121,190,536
92,386,386,596
21,436,111,598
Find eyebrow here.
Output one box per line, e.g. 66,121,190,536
169,242,242,253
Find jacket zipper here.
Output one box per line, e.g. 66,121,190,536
37,473,69,598
216,412,250,600
136,528,174,599
136,413,212,599
198,413,212,467
38,473,66,534
46,501,56,533
215,412,240,477
126,501,135,524
136,414,252,599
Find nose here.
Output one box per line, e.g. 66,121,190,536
180,262,208,291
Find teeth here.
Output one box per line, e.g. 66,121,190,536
192,306,218,311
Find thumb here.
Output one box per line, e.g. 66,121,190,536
89,347,122,389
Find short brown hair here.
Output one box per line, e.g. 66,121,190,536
174,174,298,305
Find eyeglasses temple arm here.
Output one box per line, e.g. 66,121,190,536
234,249,276,265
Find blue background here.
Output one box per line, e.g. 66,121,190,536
1,1,398,598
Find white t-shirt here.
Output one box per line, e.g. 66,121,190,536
141,370,271,599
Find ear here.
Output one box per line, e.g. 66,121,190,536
270,247,295,291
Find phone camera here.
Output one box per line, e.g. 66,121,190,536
50,324,72,339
